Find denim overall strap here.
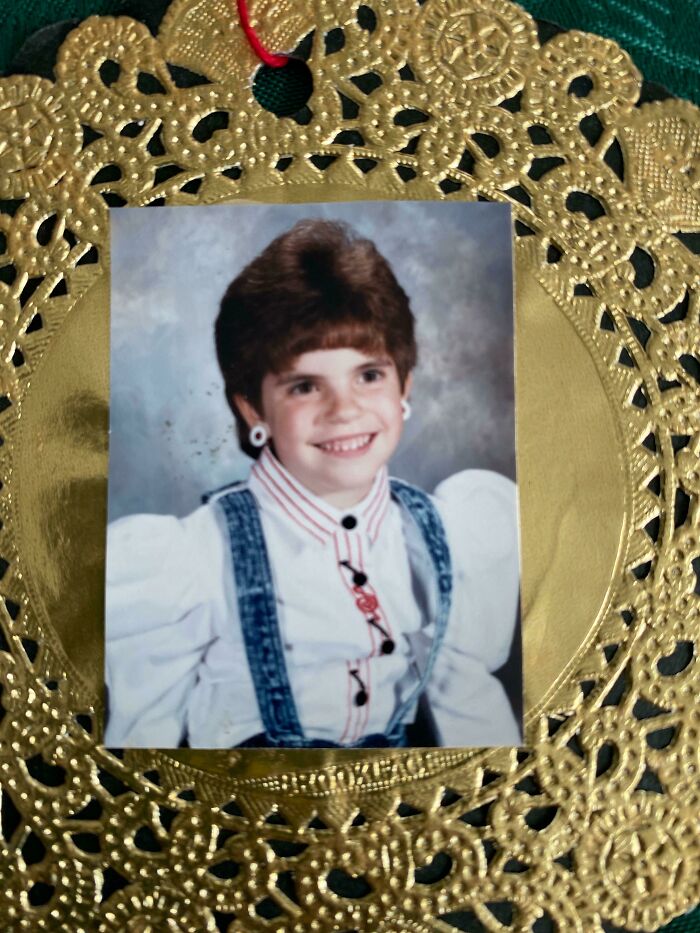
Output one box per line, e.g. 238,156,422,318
384,478,453,735
215,487,305,747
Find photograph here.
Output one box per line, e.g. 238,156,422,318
104,200,522,749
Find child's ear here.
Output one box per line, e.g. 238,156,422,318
402,371,413,399
233,393,264,429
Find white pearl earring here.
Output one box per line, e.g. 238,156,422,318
249,423,269,447
401,399,411,421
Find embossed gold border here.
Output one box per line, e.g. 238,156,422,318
0,1,699,929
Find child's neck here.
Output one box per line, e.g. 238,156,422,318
317,482,375,511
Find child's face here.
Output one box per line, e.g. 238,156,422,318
237,347,411,508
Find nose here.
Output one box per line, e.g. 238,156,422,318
325,386,361,422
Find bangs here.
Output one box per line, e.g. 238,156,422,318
268,317,387,374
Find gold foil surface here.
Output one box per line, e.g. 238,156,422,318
0,1,699,929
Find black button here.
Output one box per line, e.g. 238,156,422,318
352,572,368,587
341,515,357,529
354,690,368,707
381,639,395,655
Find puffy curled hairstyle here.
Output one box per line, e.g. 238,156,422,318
215,219,417,459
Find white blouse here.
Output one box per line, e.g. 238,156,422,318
104,448,521,748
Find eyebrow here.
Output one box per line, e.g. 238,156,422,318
274,357,393,387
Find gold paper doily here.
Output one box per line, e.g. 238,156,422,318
0,1,699,930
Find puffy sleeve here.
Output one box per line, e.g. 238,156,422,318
104,508,224,747
427,470,522,746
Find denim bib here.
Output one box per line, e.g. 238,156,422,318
213,478,452,748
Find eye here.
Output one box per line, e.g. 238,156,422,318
360,368,385,383
289,379,317,396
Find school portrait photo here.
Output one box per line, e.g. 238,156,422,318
104,200,522,750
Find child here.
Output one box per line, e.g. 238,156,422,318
104,218,521,748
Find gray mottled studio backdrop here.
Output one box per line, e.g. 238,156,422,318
109,202,514,521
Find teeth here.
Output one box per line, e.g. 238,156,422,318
318,434,372,452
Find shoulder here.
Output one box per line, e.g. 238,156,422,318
432,469,518,564
430,470,519,671
106,502,228,595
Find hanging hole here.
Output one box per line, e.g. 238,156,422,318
253,58,313,117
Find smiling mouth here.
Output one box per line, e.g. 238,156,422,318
314,433,376,455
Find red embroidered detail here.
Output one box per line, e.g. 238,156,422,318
354,591,379,614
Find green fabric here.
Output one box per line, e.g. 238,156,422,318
519,0,699,105
665,908,700,933
0,1,126,71
0,2,698,931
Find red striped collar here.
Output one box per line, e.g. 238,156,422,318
249,447,390,545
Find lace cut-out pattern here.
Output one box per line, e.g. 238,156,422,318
0,0,699,929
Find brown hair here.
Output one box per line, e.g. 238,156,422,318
215,219,417,458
